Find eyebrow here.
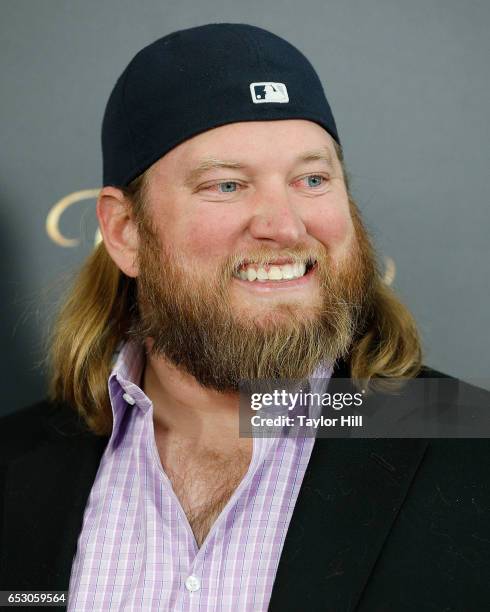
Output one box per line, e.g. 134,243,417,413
183,147,335,186
298,147,335,166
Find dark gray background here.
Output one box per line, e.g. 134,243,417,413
1,0,489,417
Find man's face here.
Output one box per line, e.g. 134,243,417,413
132,119,378,390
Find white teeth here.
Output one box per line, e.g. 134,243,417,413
256,267,269,281
246,267,257,281
282,264,294,279
268,267,283,280
235,261,312,282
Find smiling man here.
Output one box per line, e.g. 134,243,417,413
1,23,489,612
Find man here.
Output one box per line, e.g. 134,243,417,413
1,23,489,612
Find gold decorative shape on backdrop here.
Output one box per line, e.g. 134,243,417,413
46,189,396,285
46,189,100,247
94,227,103,246
382,256,396,286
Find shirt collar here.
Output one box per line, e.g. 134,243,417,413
106,341,149,449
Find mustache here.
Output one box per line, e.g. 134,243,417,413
148,241,329,280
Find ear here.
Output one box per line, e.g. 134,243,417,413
96,186,140,278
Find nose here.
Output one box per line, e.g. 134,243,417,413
247,183,307,247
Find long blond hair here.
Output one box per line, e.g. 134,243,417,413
48,145,422,435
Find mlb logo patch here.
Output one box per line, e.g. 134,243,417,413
250,82,289,104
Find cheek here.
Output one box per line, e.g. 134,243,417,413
180,207,241,258
308,204,354,249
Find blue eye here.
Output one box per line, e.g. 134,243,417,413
306,175,324,188
218,181,238,193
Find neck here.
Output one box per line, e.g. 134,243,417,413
142,340,244,451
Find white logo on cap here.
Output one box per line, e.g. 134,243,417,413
250,82,289,104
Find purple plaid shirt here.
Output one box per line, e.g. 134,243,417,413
67,341,332,611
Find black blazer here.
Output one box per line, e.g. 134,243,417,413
1,362,489,612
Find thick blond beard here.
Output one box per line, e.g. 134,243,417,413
129,200,378,391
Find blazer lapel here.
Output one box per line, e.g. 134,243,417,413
268,360,429,612
0,403,108,592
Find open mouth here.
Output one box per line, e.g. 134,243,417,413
233,257,317,283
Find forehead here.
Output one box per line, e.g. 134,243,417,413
149,119,339,179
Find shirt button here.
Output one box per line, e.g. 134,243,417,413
122,392,136,405
185,575,201,592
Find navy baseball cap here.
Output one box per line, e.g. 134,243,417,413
102,23,340,187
